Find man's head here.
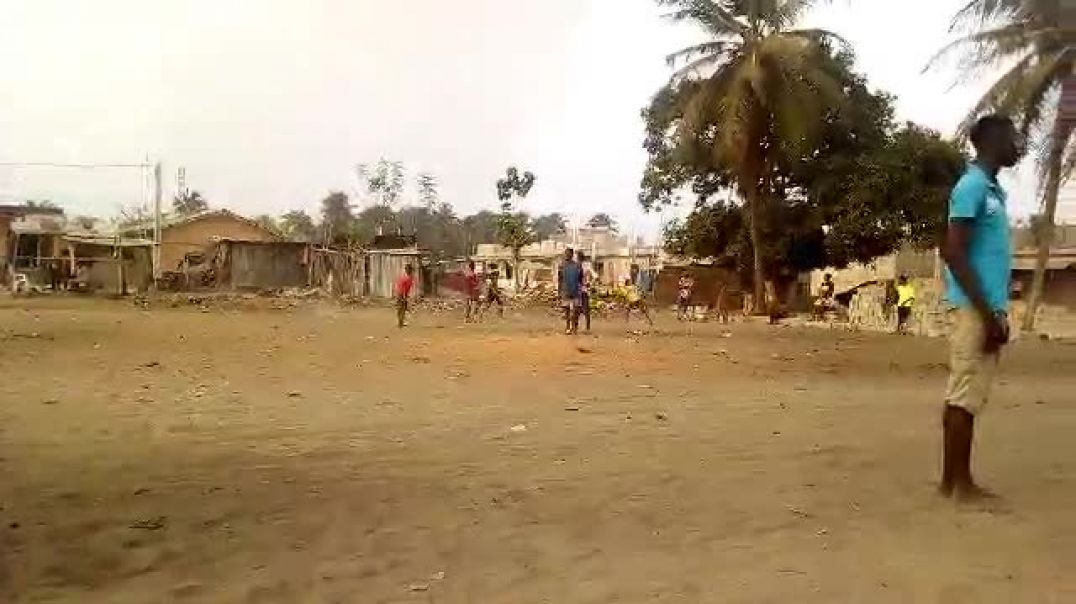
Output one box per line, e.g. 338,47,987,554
824,273,832,283
970,114,1022,168
468,260,475,270
576,251,586,263
404,264,414,275
898,274,908,285
564,247,575,262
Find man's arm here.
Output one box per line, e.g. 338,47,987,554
942,221,994,321
942,220,1007,351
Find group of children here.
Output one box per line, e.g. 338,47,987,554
557,247,652,335
393,251,673,332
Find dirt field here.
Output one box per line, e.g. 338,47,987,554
1,297,1074,603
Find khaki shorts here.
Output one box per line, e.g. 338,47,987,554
944,307,1001,415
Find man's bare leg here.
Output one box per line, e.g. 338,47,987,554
940,405,995,500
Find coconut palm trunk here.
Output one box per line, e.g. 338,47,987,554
1023,117,1073,331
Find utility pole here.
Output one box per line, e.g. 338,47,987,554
153,162,162,282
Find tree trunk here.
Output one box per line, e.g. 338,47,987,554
1022,118,1072,332
512,249,521,291
746,184,766,311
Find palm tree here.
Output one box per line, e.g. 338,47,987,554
659,0,845,307
929,0,1075,331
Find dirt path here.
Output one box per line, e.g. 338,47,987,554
1,298,1074,602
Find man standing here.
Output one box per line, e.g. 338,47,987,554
559,247,582,335
895,275,916,334
464,260,480,323
676,272,694,321
940,114,1022,501
394,264,416,329
577,251,596,333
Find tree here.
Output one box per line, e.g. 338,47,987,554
279,210,317,242
647,41,966,292
253,214,280,235
654,0,848,304
417,172,439,208
928,0,1075,331
358,159,406,207
533,213,568,240
585,213,619,232
319,191,354,246
173,190,208,215
462,210,502,254
495,166,537,289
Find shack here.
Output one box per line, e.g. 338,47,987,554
366,249,425,298
210,239,310,290
62,235,154,293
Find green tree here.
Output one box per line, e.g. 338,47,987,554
358,159,406,207
495,166,537,289
586,212,618,232
928,0,1075,331
654,0,847,304
533,213,568,240
319,191,354,246
253,214,280,235
648,43,966,291
280,210,317,242
417,172,439,208
462,210,502,254
173,190,208,215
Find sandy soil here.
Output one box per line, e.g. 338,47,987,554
1,297,1074,603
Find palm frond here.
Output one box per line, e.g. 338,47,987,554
660,1,747,37
924,23,1052,75
950,0,1025,31
670,47,740,82
666,41,737,68
784,27,850,48
954,49,1069,139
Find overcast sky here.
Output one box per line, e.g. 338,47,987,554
0,0,1041,239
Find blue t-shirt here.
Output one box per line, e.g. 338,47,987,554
944,163,1012,311
560,261,582,298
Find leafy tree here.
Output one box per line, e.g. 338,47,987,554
462,210,502,254
417,172,439,208
319,191,354,246
358,159,406,207
279,210,317,242
928,0,1075,330
253,214,280,235
173,190,208,215
654,0,848,304
648,41,966,294
24,199,58,209
585,213,619,232
495,166,537,288
353,204,398,244
533,213,568,240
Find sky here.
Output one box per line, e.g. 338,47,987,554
0,0,1045,241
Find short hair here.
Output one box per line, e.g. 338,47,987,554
969,114,1014,151
404,263,414,272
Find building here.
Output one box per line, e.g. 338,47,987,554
119,209,278,273
471,226,661,292
1,204,66,278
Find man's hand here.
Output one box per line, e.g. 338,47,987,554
982,313,1009,354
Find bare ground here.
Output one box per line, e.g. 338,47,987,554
1,298,1075,603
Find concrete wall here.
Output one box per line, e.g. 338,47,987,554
160,215,276,271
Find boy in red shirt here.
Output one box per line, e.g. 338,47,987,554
394,264,415,328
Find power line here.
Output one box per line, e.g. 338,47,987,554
0,162,150,169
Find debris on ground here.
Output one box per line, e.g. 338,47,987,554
654,412,667,421
509,424,528,433
129,516,167,530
